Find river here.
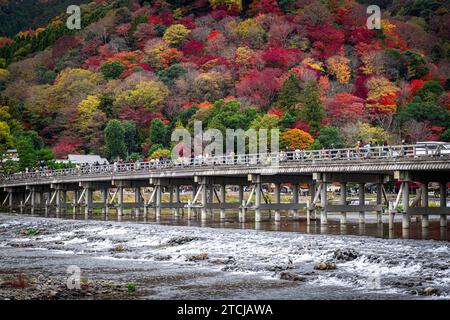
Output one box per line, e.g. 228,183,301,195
0,212,449,299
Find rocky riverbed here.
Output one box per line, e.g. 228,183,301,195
0,213,449,300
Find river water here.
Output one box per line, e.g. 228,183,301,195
1,212,449,300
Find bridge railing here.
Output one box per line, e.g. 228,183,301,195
1,143,449,183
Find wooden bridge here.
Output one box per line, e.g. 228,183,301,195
1,144,449,230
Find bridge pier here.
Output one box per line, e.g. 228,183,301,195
320,181,328,225
134,187,141,218
440,182,447,228
239,185,245,223
254,175,261,222
102,189,108,216
73,190,79,216
291,184,299,220
402,181,410,229
201,180,207,221
220,184,226,220
174,185,180,219
85,187,93,218
376,183,383,224
274,183,281,222
421,182,429,228
358,183,365,224
340,182,347,225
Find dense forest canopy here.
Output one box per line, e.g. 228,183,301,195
0,0,449,172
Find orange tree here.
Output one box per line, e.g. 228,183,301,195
281,129,314,150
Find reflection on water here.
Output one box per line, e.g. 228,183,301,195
29,210,450,241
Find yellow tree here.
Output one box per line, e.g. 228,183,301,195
163,24,191,45
326,55,351,85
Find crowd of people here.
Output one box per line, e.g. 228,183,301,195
3,142,414,179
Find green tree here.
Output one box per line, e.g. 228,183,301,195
277,74,302,110
208,100,257,133
100,61,125,79
279,111,297,130
300,81,324,134
104,120,126,160
34,148,55,167
441,128,450,142
122,120,138,155
397,96,450,127
316,126,345,148
415,80,445,103
15,137,36,171
0,121,13,171
157,64,187,85
150,119,168,146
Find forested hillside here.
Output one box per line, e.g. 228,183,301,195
0,0,449,172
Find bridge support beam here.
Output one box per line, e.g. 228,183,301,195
320,182,327,225
85,188,93,218
402,181,410,229
359,183,365,224
274,183,281,222
421,182,429,228
134,187,141,218
174,186,180,218
440,182,447,228
340,182,347,225
239,185,245,223
73,190,78,216
117,186,124,217
102,189,108,216
376,183,383,224
254,176,261,222
201,181,207,221
291,184,299,220
220,184,226,220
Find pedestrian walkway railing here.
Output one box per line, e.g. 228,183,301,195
1,143,449,183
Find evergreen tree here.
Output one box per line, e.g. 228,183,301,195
300,81,324,134
104,120,126,161
122,120,138,155
277,74,302,110
150,119,168,147
16,137,36,172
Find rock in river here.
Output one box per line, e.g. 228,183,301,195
280,272,305,282
314,262,337,270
